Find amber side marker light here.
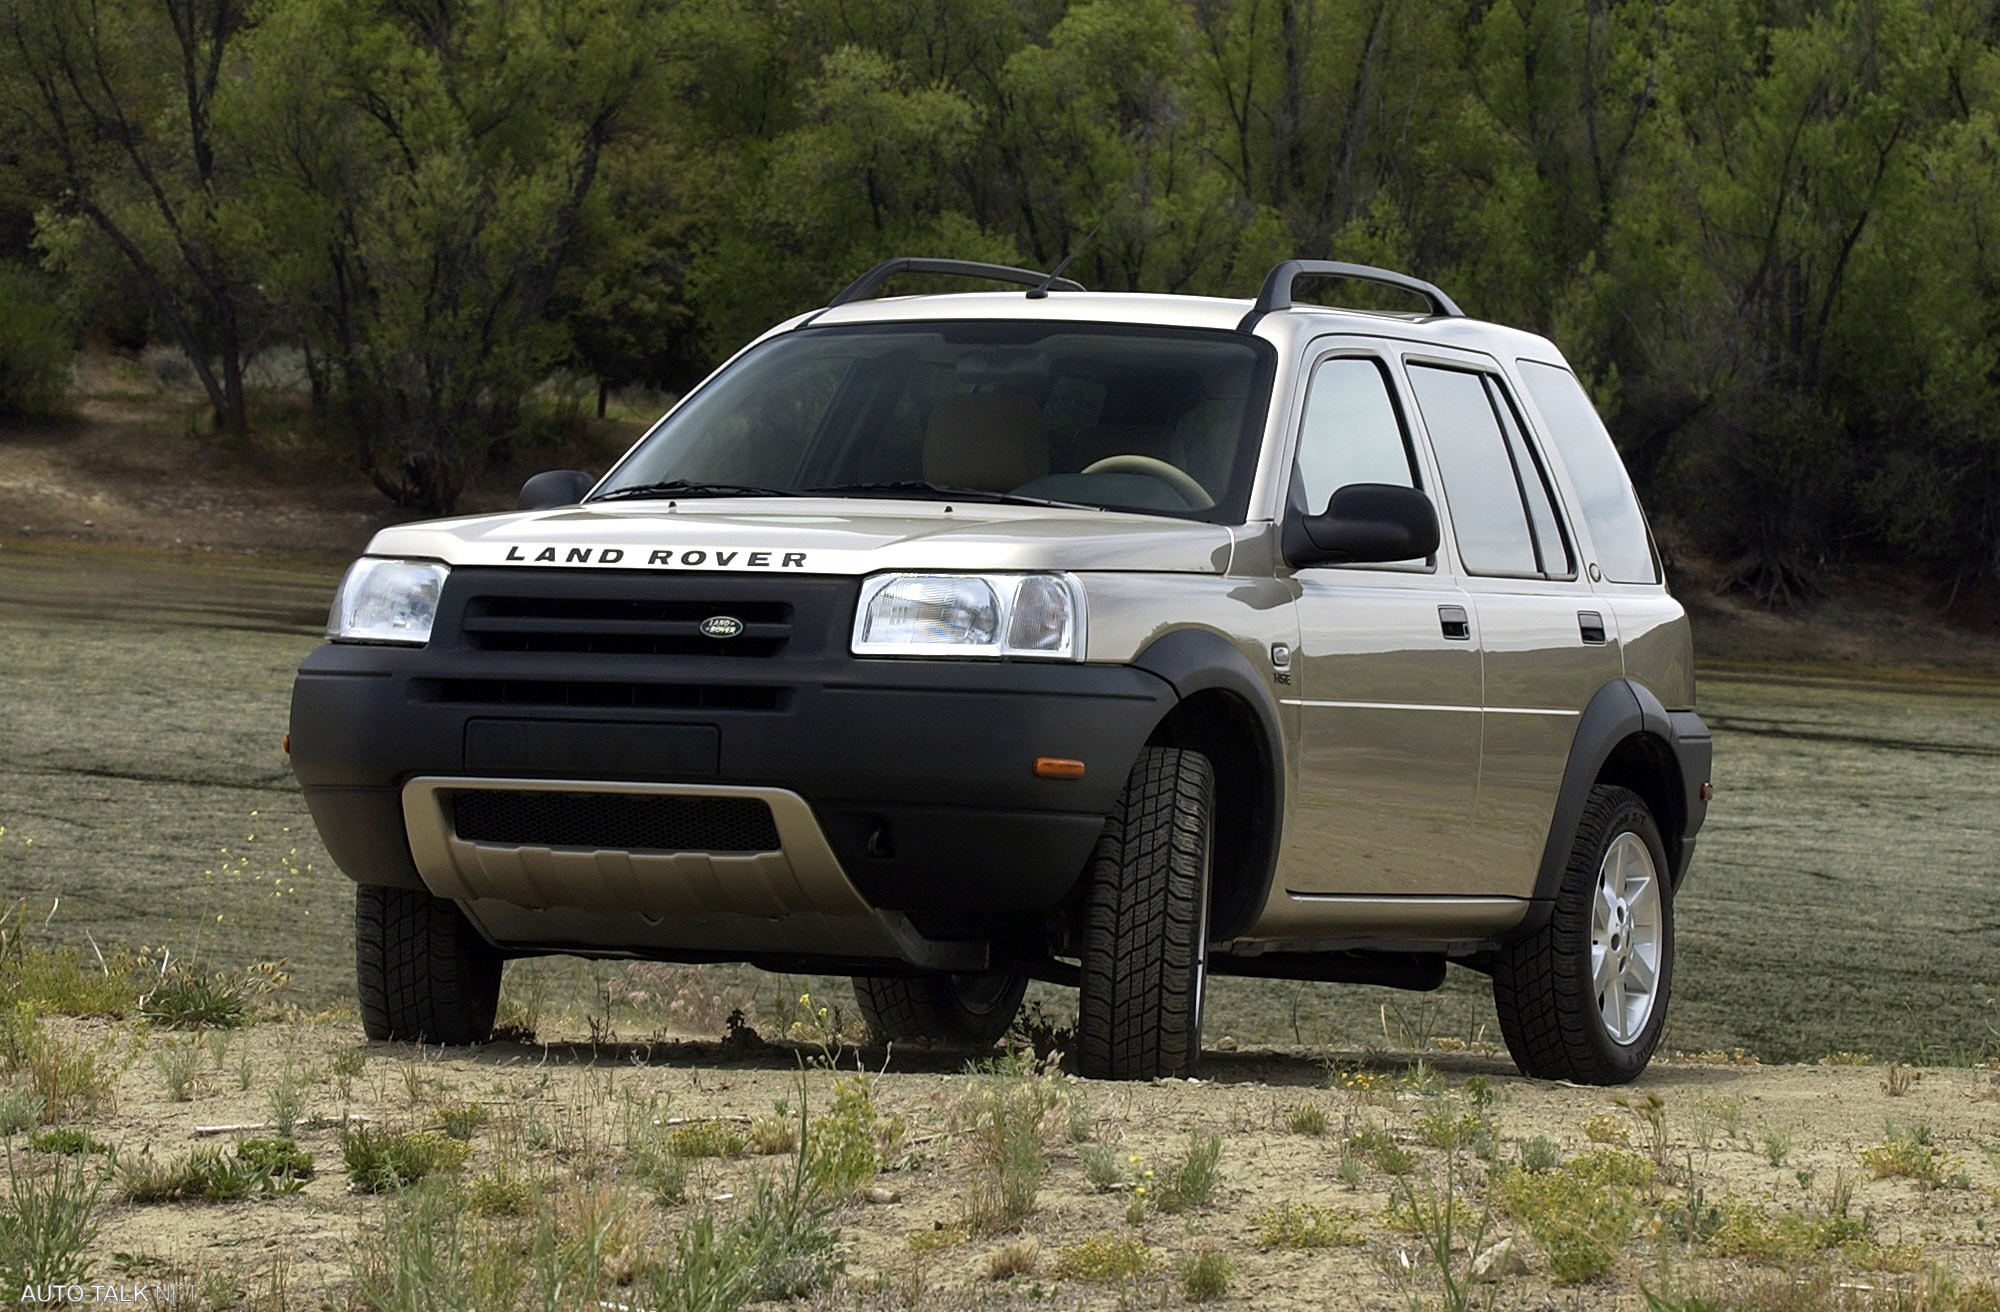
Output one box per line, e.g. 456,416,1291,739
282,734,291,755
1033,757,1085,780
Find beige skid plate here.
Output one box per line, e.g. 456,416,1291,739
399,777,980,968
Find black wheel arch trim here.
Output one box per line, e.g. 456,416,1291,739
1128,628,1286,942
1511,678,1710,940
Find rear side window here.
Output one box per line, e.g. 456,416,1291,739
1406,364,1571,578
1517,362,1660,584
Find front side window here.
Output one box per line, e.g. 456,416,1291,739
1407,363,1572,579
596,323,1277,524
1294,356,1419,512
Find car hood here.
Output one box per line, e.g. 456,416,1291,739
363,498,1238,575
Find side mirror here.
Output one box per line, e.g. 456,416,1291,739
519,470,595,511
1284,482,1440,567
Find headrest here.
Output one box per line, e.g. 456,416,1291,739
923,393,1050,492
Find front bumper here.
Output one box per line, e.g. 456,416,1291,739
289,568,1174,951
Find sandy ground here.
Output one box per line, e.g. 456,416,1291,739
24,1015,2000,1310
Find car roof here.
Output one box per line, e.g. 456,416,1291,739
799,290,1567,366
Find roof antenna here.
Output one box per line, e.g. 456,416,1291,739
1026,203,1117,299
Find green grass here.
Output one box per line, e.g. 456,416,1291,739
8,552,2000,1064
118,1140,311,1203
341,1125,473,1193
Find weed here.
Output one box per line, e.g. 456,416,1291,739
1349,1124,1418,1175
1616,1090,1670,1167
749,1110,797,1155
1287,1100,1328,1136
1153,1130,1222,1213
1387,1151,1492,1312
740,1153,844,1299
328,1048,365,1102
1583,1111,1628,1145
1492,1149,1653,1284
0,1142,104,1289
1519,1135,1563,1172
15,1024,117,1124
1820,1050,1875,1066
1007,1000,1077,1065
1416,1093,1497,1157
1760,1124,1795,1167
959,1066,1059,1232
908,1223,968,1254
118,1146,266,1203
1,942,134,1019
152,1034,203,1102
1882,1060,1921,1096
27,1128,110,1157
805,1073,900,1199
1180,1249,1232,1302
1861,1123,1951,1186
1702,1195,1869,1261
237,1136,314,1184
341,1124,471,1193
267,1049,309,1138
467,1167,534,1218
1079,1142,1127,1190
1054,1232,1155,1281
0,1086,43,1135
986,1236,1038,1279
140,966,247,1030
435,1099,490,1142
666,1118,747,1159
1251,1201,1365,1248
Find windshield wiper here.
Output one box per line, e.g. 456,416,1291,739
592,479,798,502
805,480,1097,511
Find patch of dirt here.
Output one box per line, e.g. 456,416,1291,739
36,1016,2000,1309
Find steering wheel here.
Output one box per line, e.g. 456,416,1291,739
1080,454,1215,509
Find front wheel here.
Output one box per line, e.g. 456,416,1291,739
1076,746,1213,1081
1491,784,1674,1084
356,885,503,1045
851,971,1029,1049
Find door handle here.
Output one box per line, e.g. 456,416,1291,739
1579,610,1607,645
1438,605,1470,641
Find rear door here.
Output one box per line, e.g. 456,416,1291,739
1401,352,1623,896
1278,342,1486,897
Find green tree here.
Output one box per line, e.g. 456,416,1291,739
0,0,256,438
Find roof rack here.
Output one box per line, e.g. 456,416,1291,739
828,258,1085,308
1238,260,1462,331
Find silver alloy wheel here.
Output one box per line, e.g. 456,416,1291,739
1591,831,1663,1045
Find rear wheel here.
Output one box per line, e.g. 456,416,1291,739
1076,746,1213,1081
851,971,1029,1049
1492,784,1673,1084
355,885,503,1045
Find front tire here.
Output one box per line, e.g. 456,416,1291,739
1492,785,1674,1084
851,972,1029,1049
1076,746,1213,1081
356,885,503,1045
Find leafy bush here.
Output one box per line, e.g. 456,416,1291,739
0,266,73,420
1252,1201,1365,1249
1053,1232,1155,1281
342,1125,471,1193
140,967,248,1030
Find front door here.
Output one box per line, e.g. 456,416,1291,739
1278,347,1486,897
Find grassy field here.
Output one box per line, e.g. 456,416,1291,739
4,544,2000,1064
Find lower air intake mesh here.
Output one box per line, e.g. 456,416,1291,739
450,791,781,853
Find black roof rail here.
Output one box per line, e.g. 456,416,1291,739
1237,260,1462,331
828,258,1085,308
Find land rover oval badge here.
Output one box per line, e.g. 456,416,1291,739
700,615,744,639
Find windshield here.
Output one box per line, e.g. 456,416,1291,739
595,322,1276,523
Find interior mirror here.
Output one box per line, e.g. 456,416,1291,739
519,470,595,510
1284,482,1440,567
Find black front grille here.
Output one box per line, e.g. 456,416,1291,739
451,790,781,853
460,595,791,657
420,679,787,711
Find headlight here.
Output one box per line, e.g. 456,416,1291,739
327,558,449,645
853,573,1084,660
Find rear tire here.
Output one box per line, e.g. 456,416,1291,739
1491,784,1674,1084
851,972,1029,1049
1076,746,1213,1081
355,885,503,1045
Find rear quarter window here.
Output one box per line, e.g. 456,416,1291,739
1516,362,1659,584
